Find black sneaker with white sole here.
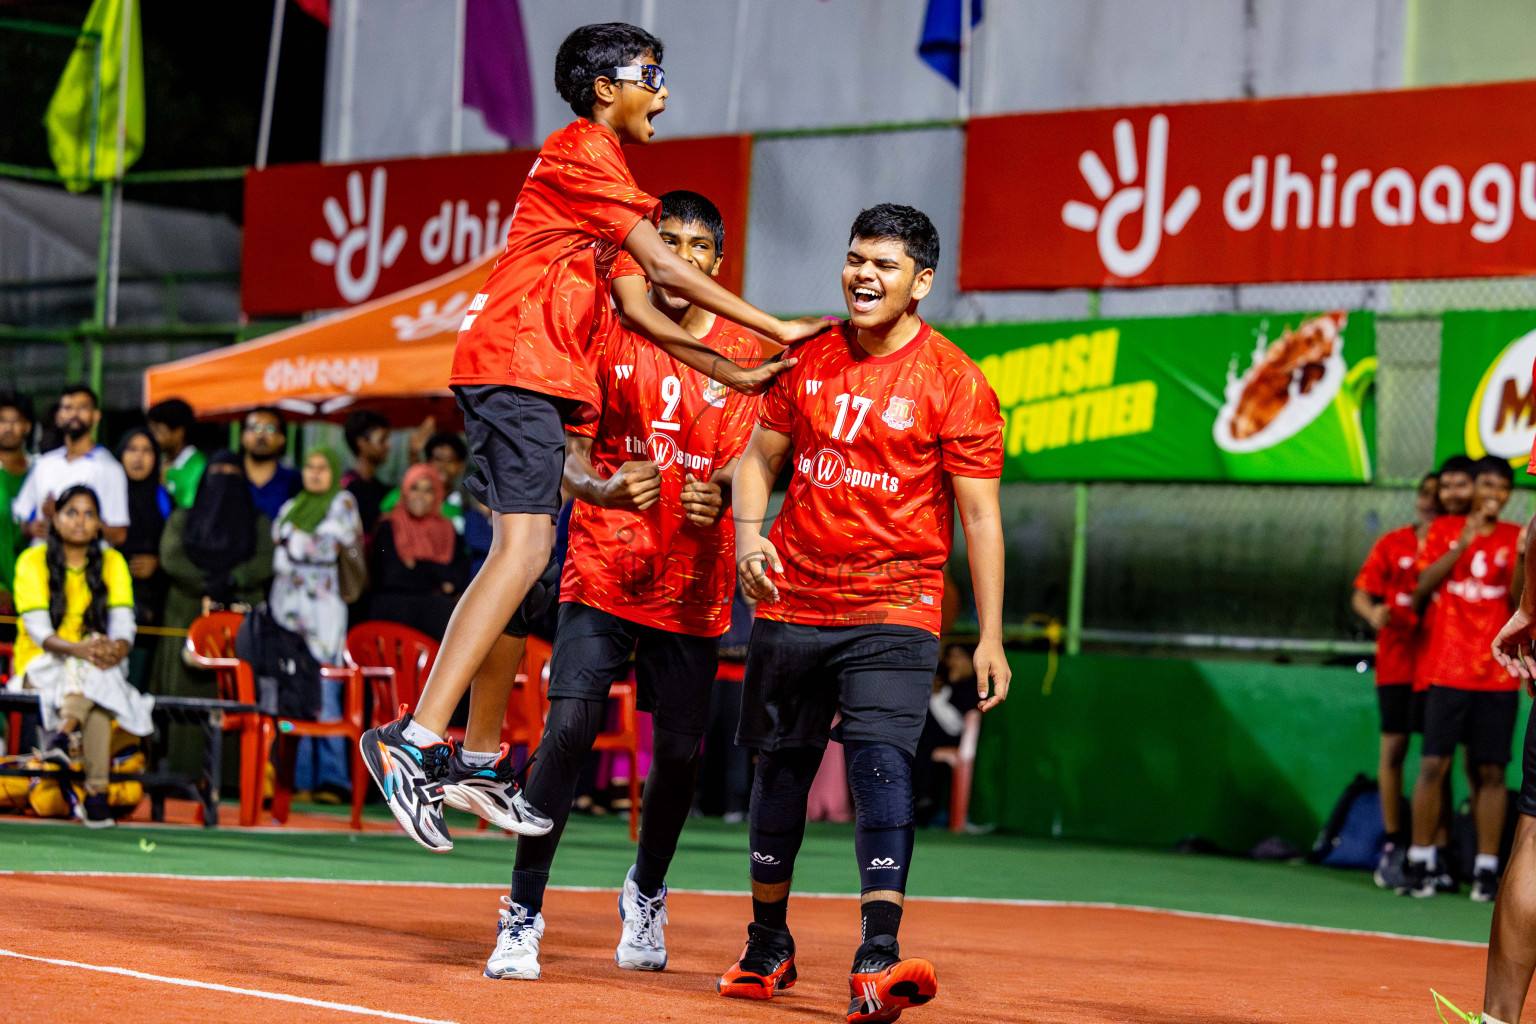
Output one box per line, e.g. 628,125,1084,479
1395,858,1437,898
1471,868,1500,903
442,743,553,836
359,705,454,852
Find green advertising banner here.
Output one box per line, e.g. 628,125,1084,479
1436,310,1536,484
947,311,1377,483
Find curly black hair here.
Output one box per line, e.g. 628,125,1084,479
46,485,108,637
848,203,941,273
554,22,663,118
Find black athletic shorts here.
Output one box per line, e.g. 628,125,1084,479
735,618,941,758
546,600,720,738
454,384,577,520
1376,683,1423,735
1515,708,1536,817
1420,685,1519,765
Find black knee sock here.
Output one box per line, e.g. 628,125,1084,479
509,697,606,914
633,727,702,896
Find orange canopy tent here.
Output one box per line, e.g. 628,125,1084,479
144,253,496,423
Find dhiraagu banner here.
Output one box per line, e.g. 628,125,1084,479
946,311,1377,482
1436,310,1536,484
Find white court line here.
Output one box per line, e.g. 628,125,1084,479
0,947,459,1024
0,869,1485,949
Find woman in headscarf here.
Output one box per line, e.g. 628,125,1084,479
153,449,274,773
371,463,468,641
270,448,361,801
115,428,171,690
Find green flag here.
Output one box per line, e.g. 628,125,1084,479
44,0,144,193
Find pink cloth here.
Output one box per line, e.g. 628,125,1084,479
806,739,852,823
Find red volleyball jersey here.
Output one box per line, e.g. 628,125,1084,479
561,315,763,637
1416,515,1521,692
755,320,1004,635
450,119,658,423
1353,525,1423,686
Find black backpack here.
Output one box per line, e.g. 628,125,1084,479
235,605,323,720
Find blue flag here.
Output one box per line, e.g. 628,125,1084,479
918,0,982,87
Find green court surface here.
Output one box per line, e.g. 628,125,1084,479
0,812,1498,944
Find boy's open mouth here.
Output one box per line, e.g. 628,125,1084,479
850,286,882,314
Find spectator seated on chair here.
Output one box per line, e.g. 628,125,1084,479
370,464,468,641
11,485,153,828
916,643,981,828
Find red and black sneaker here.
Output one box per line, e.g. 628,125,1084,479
718,923,796,1000
846,936,937,1023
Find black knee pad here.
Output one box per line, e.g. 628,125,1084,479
650,727,703,771
749,747,822,885
846,741,914,831
531,697,606,771
504,554,562,638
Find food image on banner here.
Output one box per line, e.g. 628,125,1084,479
950,311,1376,483
1436,310,1536,482
1213,312,1374,481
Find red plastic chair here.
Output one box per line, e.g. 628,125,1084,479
932,711,982,834
269,664,369,831
1,642,19,758
345,622,466,744
184,613,273,828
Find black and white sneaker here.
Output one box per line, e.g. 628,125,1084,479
442,743,552,836
1372,843,1403,890
359,705,454,852
1471,868,1500,903
1395,858,1437,898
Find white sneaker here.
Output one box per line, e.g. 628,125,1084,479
484,897,544,980
615,865,668,971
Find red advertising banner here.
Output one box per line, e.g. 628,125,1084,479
960,81,1536,290
242,134,753,315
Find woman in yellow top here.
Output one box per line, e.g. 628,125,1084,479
12,484,153,828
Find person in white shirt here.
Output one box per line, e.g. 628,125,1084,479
12,384,129,548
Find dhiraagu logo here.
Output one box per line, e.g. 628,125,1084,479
976,327,1158,457
1465,328,1536,466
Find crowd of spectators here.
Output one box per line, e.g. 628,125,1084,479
0,387,976,822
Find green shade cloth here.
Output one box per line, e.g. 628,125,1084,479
45,0,145,192
279,448,343,534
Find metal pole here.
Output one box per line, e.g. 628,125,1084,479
255,0,286,170
724,0,750,132
337,0,358,160
103,0,131,332
958,0,972,121
449,0,466,154
1066,482,1089,656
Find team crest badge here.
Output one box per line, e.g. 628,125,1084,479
701,377,730,408
881,395,915,430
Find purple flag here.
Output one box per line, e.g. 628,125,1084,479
462,0,533,148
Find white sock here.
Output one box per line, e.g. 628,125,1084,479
1475,854,1501,875
1482,1014,1512,1024
460,748,499,768
402,721,444,747
1407,845,1438,868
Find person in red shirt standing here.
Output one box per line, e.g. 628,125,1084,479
716,205,1009,1024
482,191,763,981
359,23,822,857
1352,471,1439,886
1400,457,1524,902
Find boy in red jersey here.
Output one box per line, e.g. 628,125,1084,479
483,191,764,980
1352,471,1439,886
716,205,1009,1024
1400,457,1524,902
359,23,822,853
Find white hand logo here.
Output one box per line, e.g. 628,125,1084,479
310,168,408,304
1061,114,1200,278
390,292,472,342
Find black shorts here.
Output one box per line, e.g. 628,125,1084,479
454,385,575,520
1420,685,1519,765
735,619,941,758
1376,684,1425,735
547,600,719,738
1516,710,1536,817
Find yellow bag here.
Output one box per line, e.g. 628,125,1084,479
18,725,147,818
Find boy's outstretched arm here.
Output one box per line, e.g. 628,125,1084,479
623,219,828,346
954,474,1011,712
612,276,791,394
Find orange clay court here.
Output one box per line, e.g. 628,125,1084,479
0,808,1524,1024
